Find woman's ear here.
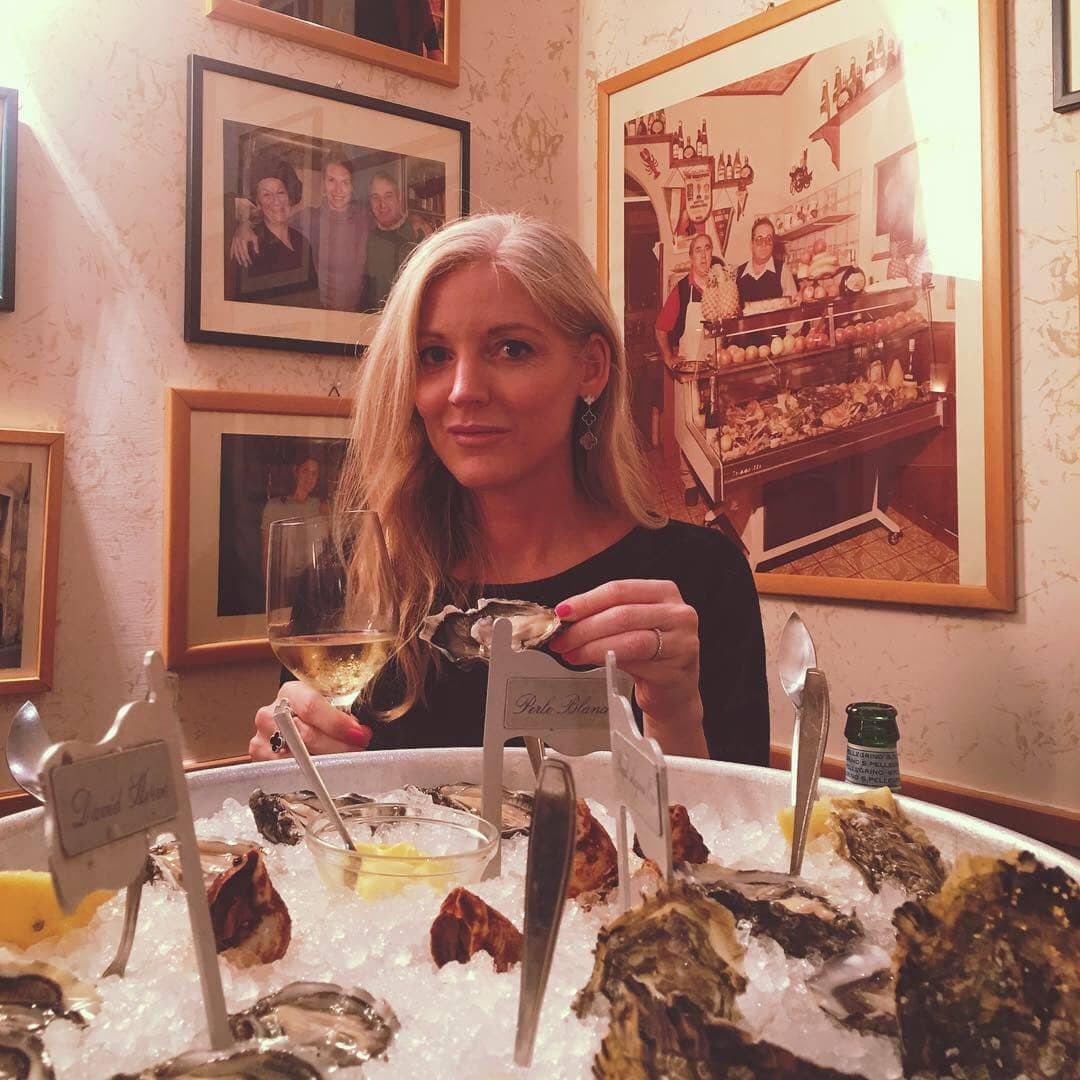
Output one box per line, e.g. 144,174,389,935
579,333,612,400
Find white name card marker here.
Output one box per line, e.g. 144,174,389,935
606,651,672,913
40,651,232,1051
481,617,632,878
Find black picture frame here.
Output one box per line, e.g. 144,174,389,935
0,88,17,313
1053,0,1080,113
184,55,470,355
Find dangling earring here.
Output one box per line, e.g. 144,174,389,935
579,395,598,451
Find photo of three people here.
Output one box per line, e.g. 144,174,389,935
222,121,447,314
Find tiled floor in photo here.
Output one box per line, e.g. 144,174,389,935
647,449,959,584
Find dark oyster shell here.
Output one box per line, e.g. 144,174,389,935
592,996,865,1079
573,883,746,1025
421,782,533,838
893,850,1079,1079
146,839,258,890
828,797,946,900
688,866,864,961
0,960,99,1030
248,790,373,846
807,944,897,1037
0,1020,55,1079
229,982,398,1069
419,598,560,664
633,804,710,867
109,1041,332,1078
430,887,523,973
206,849,291,968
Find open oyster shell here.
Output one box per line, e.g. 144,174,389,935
419,598,560,663
807,943,897,1037
0,1021,55,1080
420,782,534,838
248,790,373,847
109,1040,333,1078
0,959,100,1030
688,866,864,962
229,982,399,1069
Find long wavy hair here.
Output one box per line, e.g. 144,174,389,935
335,212,664,719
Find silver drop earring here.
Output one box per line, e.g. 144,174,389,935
579,395,598,450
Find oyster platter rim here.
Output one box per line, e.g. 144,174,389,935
1,748,1076,879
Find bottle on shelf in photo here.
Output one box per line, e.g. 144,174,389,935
820,80,830,119
875,29,886,65
636,115,648,137
855,64,865,95
726,154,734,180
652,108,666,135
865,41,877,85
701,119,710,157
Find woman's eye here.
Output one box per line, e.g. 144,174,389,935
499,339,533,361
418,346,450,368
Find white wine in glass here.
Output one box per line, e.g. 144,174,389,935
266,510,398,711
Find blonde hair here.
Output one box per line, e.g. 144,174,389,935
335,212,664,719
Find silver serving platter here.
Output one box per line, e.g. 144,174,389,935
1,749,1076,879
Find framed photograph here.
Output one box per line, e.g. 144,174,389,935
207,0,460,87
0,87,17,312
164,388,352,668
0,430,63,695
1053,0,1080,112
185,55,469,355
598,0,1013,610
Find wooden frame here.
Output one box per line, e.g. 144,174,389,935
598,0,1014,611
0,88,17,312
0,430,63,695
1053,0,1080,112
207,0,460,87
164,388,352,669
185,55,469,355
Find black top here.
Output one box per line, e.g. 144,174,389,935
347,521,770,765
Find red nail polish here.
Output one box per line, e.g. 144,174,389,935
555,602,572,618
345,724,372,748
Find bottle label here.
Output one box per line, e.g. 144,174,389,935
845,743,901,792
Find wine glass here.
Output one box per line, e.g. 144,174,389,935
266,510,398,712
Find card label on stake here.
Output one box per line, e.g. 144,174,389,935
503,676,612,733
612,730,664,835
49,741,177,858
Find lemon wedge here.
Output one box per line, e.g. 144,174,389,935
0,870,113,950
777,786,897,845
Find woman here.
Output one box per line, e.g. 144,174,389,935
250,214,769,765
237,157,318,305
260,455,327,578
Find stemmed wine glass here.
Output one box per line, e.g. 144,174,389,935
266,510,398,712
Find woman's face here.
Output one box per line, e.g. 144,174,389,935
413,262,609,497
255,177,291,227
294,458,319,499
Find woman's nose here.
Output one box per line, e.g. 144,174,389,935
447,355,489,404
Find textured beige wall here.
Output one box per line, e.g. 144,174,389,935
0,0,579,782
578,0,1079,810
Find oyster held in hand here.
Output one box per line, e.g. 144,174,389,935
893,850,1079,1079
419,598,560,663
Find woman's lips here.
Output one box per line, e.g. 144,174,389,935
446,425,508,446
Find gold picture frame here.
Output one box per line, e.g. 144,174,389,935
164,388,352,669
0,429,63,695
598,0,1013,611
207,0,461,88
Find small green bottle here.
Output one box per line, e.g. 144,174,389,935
844,702,901,792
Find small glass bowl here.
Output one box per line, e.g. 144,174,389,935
305,802,500,899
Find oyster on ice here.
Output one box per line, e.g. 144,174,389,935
593,997,866,1080
0,959,100,1030
827,795,946,900
688,866,864,962
248,790,373,847
0,1021,56,1080
109,1042,333,1078
574,884,746,1025
633,804,710,867
229,982,399,1069
146,839,260,890
893,850,1079,1079
429,887,523,973
568,799,619,902
807,944,897,1037
421,782,534,838
419,598,560,663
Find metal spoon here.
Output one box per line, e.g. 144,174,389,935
5,701,52,802
777,612,818,804
272,698,354,851
789,668,830,876
514,758,576,1068
6,701,145,978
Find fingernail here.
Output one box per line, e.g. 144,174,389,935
345,724,372,747
555,602,572,617
563,649,581,664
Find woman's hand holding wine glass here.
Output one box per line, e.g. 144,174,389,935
250,510,397,761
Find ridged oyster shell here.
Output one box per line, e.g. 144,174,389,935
420,782,534,838
419,598,560,663
0,959,100,1030
248,790,373,847
108,1040,334,1078
0,1021,55,1079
